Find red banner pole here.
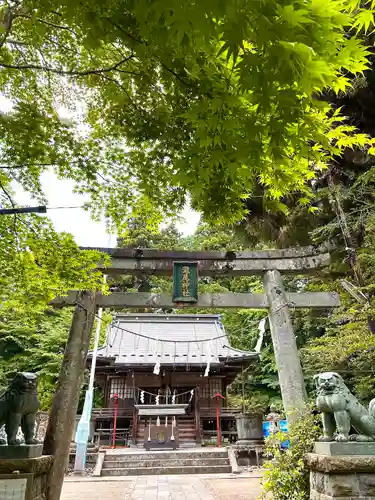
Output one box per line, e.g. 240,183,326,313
112,394,119,449
215,392,224,448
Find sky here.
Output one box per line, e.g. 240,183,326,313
15,171,201,247
0,94,201,247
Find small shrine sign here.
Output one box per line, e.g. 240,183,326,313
0,474,33,500
172,262,198,304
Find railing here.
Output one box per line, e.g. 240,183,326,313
94,428,131,447
200,406,242,416
92,407,133,418
201,429,238,444
92,405,242,419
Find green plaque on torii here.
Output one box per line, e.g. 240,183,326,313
172,262,198,304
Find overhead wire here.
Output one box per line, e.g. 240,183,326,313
46,205,84,210
76,301,266,344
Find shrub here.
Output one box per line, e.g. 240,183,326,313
261,411,320,500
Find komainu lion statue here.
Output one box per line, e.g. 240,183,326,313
0,372,40,446
315,372,375,442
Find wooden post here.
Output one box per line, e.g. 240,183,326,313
215,392,225,447
43,290,96,500
132,406,138,445
112,394,119,449
195,386,201,445
263,270,307,419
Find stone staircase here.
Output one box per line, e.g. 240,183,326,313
68,442,99,469
101,449,232,476
136,416,196,448
135,417,146,447
177,416,196,447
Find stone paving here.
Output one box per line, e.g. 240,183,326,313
62,474,263,500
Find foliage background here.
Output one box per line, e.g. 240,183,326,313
1,0,375,418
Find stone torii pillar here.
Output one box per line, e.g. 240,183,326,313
264,270,307,419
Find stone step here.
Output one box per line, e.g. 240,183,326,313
136,438,196,442
104,451,228,461
103,458,229,468
134,442,197,448
70,444,98,450
101,465,231,476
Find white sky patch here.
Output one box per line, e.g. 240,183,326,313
1,92,200,246
0,94,14,113
14,172,200,247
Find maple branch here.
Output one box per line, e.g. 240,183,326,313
159,61,192,89
0,54,136,76
6,39,28,46
0,161,81,169
0,180,15,207
98,73,147,116
36,17,78,35
106,18,213,96
0,6,15,50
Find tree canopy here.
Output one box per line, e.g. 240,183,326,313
1,0,375,419
1,0,375,227
0,211,104,317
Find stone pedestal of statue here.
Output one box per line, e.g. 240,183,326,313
0,445,43,460
306,442,375,499
0,455,53,500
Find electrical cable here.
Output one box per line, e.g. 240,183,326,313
76,301,265,344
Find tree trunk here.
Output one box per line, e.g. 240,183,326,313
43,290,96,500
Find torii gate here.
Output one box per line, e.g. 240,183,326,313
46,246,339,500
53,245,339,412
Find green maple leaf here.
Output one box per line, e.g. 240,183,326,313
353,8,375,33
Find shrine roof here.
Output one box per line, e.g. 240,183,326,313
89,313,257,367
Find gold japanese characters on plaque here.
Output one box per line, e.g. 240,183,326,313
172,262,198,304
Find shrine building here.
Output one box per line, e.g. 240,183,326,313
88,313,257,448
